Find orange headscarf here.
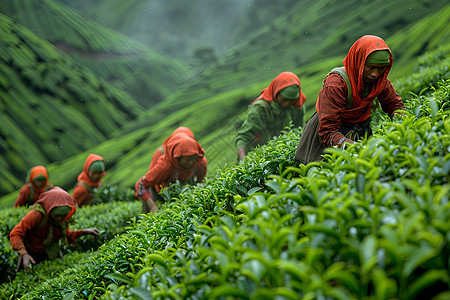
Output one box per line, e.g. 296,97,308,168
77,154,106,188
341,35,393,122
27,166,50,193
34,187,76,222
163,127,205,170
252,72,307,108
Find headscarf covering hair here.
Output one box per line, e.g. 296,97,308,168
77,154,106,188
279,85,300,99
27,166,50,193
163,127,205,170
339,35,393,123
89,160,105,172
366,50,390,64
51,206,71,215
252,72,306,108
34,187,76,222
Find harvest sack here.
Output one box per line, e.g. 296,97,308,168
294,112,372,164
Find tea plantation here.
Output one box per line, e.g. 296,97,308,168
0,47,449,299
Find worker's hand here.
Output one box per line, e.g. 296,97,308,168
22,253,36,271
136,178,149,197
145,198,158,213
237,147,247,161
83,228,100,237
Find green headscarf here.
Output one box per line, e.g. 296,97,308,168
366,50,390,64
89,160,105,172
51,205,71,215
279,85,299,99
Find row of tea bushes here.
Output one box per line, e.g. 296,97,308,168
0,251,95,299
393,44,450,98
12,127,304,299
0,199,141,294
16,80,449,299
97,83,450,299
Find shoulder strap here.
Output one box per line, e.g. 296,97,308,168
32,204,48,229
326,67,353,109
26,183,35,205
76,181,94,193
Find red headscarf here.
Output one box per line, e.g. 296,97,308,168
27,166,50,193
252,72,307,108
341,35,393,122
77,154,106,188
163,127,205,170
34,187,77,222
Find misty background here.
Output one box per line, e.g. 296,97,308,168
59,0,298,62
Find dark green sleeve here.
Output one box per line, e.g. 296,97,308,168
291,106,305,127
235,103,269,149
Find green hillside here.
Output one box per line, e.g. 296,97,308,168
0,13,144,197
0,0,193,107
0,0,449,208
0,51,448,298
87,1,450,187
0,1,448,298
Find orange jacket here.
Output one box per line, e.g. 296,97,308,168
142,127,207,193
10,187,84,255
72,154,105,207
15,166,53,208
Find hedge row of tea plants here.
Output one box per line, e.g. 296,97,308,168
12,77,449,299
393,44,450,98
0,198,141,295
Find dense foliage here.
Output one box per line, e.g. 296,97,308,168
0,1,449,299
1,1,449,207
0,198,141,297
1,55,447,297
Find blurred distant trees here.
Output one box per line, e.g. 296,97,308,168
192,46,218,69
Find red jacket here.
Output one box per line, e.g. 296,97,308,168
142,127,207,192
15,166,53,208
72,154,105,207
316,35,405,146
10,187,85,255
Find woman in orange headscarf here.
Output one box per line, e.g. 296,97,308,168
295,35,405,164
135,127,207,213
14,166,53,208
72,154,106,207
236,71,307,161
10,187,99,271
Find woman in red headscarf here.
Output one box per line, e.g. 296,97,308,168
236,71,307,161
135,127,207,213
10,187,99,271
14,166,53,208
295,35,405,164
72,154,106,207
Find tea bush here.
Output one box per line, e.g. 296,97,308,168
102,83,449,299
90,184,137,206
0,200,141,297
14,78,449,299
2,48,449,299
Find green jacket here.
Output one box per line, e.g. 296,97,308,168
235,99,304,151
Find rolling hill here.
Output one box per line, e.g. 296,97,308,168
0,0,193,107
0,0,449,206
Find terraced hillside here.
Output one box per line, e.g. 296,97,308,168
0,0,449,206
0,0,193,107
